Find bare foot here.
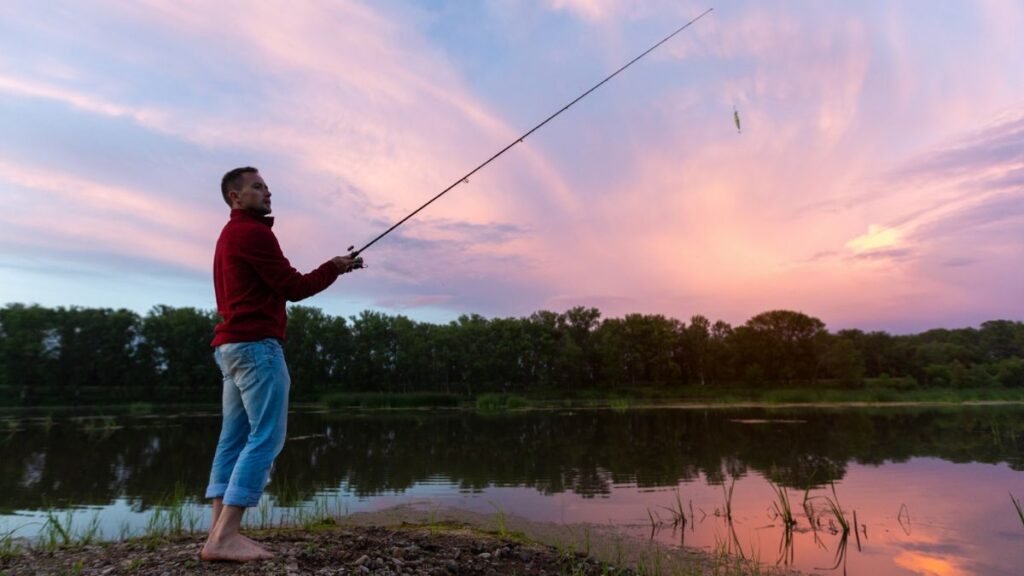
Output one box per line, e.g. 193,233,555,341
204,532,262,548
203,528,260,541
200,533,274,562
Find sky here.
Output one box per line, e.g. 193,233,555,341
1,0,1022,334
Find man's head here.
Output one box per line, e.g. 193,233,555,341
221,167,272,215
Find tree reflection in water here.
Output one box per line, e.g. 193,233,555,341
1,406,1023,512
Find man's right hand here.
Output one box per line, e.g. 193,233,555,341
332,255,364,274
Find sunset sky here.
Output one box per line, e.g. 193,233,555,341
1,0,1022,333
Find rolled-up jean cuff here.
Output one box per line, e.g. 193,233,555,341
223,486,264,508
205,483,228,499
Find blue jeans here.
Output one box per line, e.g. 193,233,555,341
205,338,290,507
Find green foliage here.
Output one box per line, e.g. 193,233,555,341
734,310,828,386
1,302,1022,406
475,394,528,411
866,375,918,391
321,392,460,409
994,358,1024,387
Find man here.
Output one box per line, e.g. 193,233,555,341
201,167,360,562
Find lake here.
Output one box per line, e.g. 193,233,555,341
2,404,1023,575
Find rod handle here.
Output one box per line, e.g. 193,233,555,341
346,246,366,270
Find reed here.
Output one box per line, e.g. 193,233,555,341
721,479,736,522
815,531,849,573
852,509,862,550
897,503,911,535
801,486,820,531
1011,493,1024,527
658,490,688,528
812,482,849,535
775,524,793,566
766,482,796,529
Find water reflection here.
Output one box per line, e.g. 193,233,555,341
1,406,1022,575
2,406,1022,510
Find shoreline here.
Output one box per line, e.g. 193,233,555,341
3,397,1024,415
0,504,803,576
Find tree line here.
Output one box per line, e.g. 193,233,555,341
0,303,1022,405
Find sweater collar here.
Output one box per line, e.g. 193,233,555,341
230,208,274,228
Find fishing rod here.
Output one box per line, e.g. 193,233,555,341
347,7,713,267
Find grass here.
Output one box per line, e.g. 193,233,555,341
488,501,509,537
1,526,26,560
3,488,824,576
609,397,632,412
476,394,529,412
127,402,155,415
756,386,1024,405
40,510,75,549
144,485,201,539
532,383,1024,409
7,384,1024,417
321,391,461,409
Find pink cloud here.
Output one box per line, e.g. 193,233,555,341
1,1,1021,330
0,160,216,273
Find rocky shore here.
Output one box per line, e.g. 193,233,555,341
1,505,805,575
1,524,627,575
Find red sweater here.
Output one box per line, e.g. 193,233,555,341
212,209,340,346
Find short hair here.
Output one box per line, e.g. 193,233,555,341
221,166,259,206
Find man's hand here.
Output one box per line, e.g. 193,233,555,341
331,255,364,274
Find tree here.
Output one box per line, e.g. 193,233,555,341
141,306,219,397
348,310,396,393
684,315,711,386
596,314,681,387
285,305,335,398
0,304,58,402
978,320,1024,362
52,307,143,398
556,307,601,390
825,337,865,388
740,310,828,385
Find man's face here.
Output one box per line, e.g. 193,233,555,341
230,172,272,215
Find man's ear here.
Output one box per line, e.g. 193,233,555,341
227,189,240,207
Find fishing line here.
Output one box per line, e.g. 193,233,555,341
348,7,714,264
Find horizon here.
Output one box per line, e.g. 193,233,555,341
2,300,1018,338
1,1,1022,335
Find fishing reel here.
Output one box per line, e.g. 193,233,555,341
346,246,366,271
